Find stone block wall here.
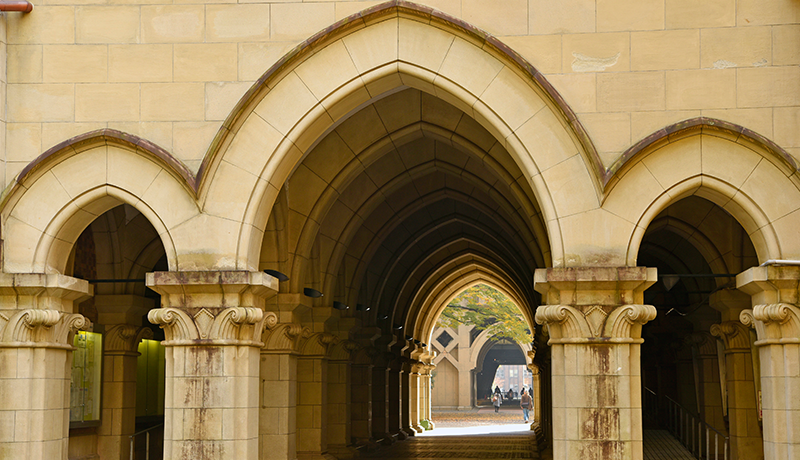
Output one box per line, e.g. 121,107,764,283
2,0,797,187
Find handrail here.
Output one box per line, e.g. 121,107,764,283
129,423,163,460
664,395,728,460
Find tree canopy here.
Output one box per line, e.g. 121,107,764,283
436,284,531,344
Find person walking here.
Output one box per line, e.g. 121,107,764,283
492,392,501,413
520,388,532,422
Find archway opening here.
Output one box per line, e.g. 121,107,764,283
67,204,168,460
637,195,762,460
430,283,534,430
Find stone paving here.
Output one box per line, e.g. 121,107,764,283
360,409,539,460
359,411,699,460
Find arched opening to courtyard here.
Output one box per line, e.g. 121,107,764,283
429,283,535,429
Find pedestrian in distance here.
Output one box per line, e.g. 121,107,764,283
520,388,532,422
492,392,501,413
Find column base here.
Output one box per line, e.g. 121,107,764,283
373,433,395,446
411,424,424,433
396,429,410,440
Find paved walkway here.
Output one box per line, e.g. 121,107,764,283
643,430,696,460
359,411,697,460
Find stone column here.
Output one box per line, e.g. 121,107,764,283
387,357,404,440
350,347,374,445
685,332,726,433
327,340,357,459
409,363,423,433
420,363,435,430
97,324,153,460
296,332,337,460
146,271,277,460
260,320,305,460
370,357,390,443
738,266,800,460
400,361,413,436
711,321,764,460
534,267,657,460
0,274,91,460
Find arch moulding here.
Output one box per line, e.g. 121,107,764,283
200,0,602,271
601,119,800,267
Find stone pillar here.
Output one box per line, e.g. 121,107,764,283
370,358,390,442
420,363,434,430
327,340,357,458
711,321,764,460
738,266,800,460
387,357,406,440
0,274,91,460
409,363,423,433
529,363,541,424
534,267,657,460
260,320,305,460
685,332,726,433
400,361,413,436
296,332,337,460
97,324,153,460
146,271,277,460
350,347,374,445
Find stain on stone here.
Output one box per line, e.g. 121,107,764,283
571,52,620,72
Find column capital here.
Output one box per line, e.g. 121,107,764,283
534,267,657,306
710,321,752,351
740,303,800,346
737,266,800,305
104,324,153,354
146,271,278,346
261,318,306,353
0,273,92,348
684,331,718,356
535,304,656,343
298,331,339,358
0,309,91,348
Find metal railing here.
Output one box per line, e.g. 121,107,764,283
129,423,163,460
664,395,729,460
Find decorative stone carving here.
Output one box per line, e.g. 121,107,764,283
0,309,90,347
262,315,306,353
148,306,266,346
740,303,800,345
104,324,154,353
329,340,360,361
298,331,338,357
710,321,752,351
534,304,656,343
684,331,719,356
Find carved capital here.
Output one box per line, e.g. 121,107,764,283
330,340,360,361
261,316,306,353
0,309,91,348
710,321,752,351
298,331,339,358
104,324,154,354
535,304,655,343
684,331,718,356
147,306,265,346
740,303,800,346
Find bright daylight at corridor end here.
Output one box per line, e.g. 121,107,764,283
0,0,798,460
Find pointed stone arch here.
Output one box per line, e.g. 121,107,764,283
199,1,600,272
600,118,800,266
0,129,197,274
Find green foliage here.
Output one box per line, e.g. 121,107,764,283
436,284,531,344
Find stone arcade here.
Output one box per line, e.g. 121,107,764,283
0,1,798,460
